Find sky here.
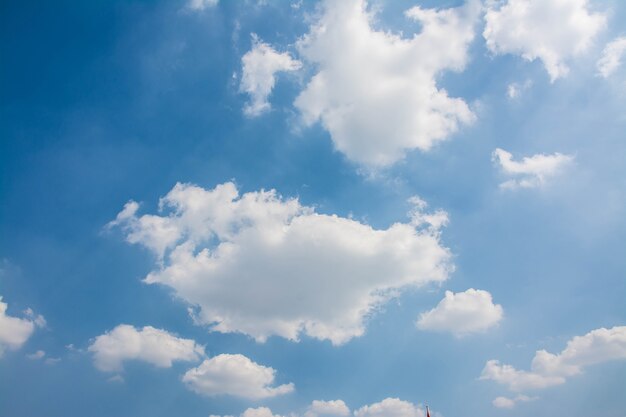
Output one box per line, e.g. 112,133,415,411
1,0,626,416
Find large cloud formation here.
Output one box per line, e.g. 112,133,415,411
110,182,452,345
183,353,294,399
484,0,606,81
481,326,626,392
0,296,44,357
88,324,204,372
294,0,479,167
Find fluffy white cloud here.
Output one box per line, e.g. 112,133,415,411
481,326,626,392
484,0,606,81
305,400,350,417
492,395,536,409
354,398,425,417
88,324,204,372
492,148,574,189
416,289,503,336
294,0,478,167
0,297,44,357
240,34,302,117
186,0,218,11
110,182,452,345
182,353,294,399
597,36,626,78
210,399,427,417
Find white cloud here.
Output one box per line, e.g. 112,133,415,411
481,326,626,392
110,182,452,345
241,34,302,117
492,395,536,409
210,399,428,417
88,324,204,372
597,36,626,78
305,400,350,417
354,398,425,417
182,353,294,399
492,148,574,189
26,350,46,360
506,79,532,99
416,289,503,336
294,0,479,167
484,0,606,81
186,0,218,11
0,297,42,357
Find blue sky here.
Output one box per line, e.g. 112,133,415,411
1,0,625,416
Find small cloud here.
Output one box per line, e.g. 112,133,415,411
27,350,46,360
416,289,503,336
186,0,218,12
492,148,574,189
481,326,626,392
507,79,532,99
88,324,204,373
492,395,537,409
45,357,61,365
183,354,294,399
0,297,43,357
597,36,626,78
240,34,302,117
107,374,125,383
484,0,606,81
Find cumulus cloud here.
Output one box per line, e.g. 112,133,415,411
240,34,302,117
110,182,452,345
416,289,503,336
186,0,218,11
481,326,626,392
492,395,536,409
210,398,427,417
182,353,294,399
484,0,606,81
305,400,350,417
294,0,479,167
492,148,574,189
597,36,626,78
88,324,204,372
0,297,44,357
354,398,425,417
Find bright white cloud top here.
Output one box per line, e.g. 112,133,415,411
210,398,428,417
481,326,626,392
182,353,294,399
492,148,573,189
305,400,350,417
484,0,606,81
88,324,204,372
0,297,44,357
354,398,426,417
110,182,453,345
241,34,302,117
416,289,503,336
597,36,626,78
294,0,478,167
